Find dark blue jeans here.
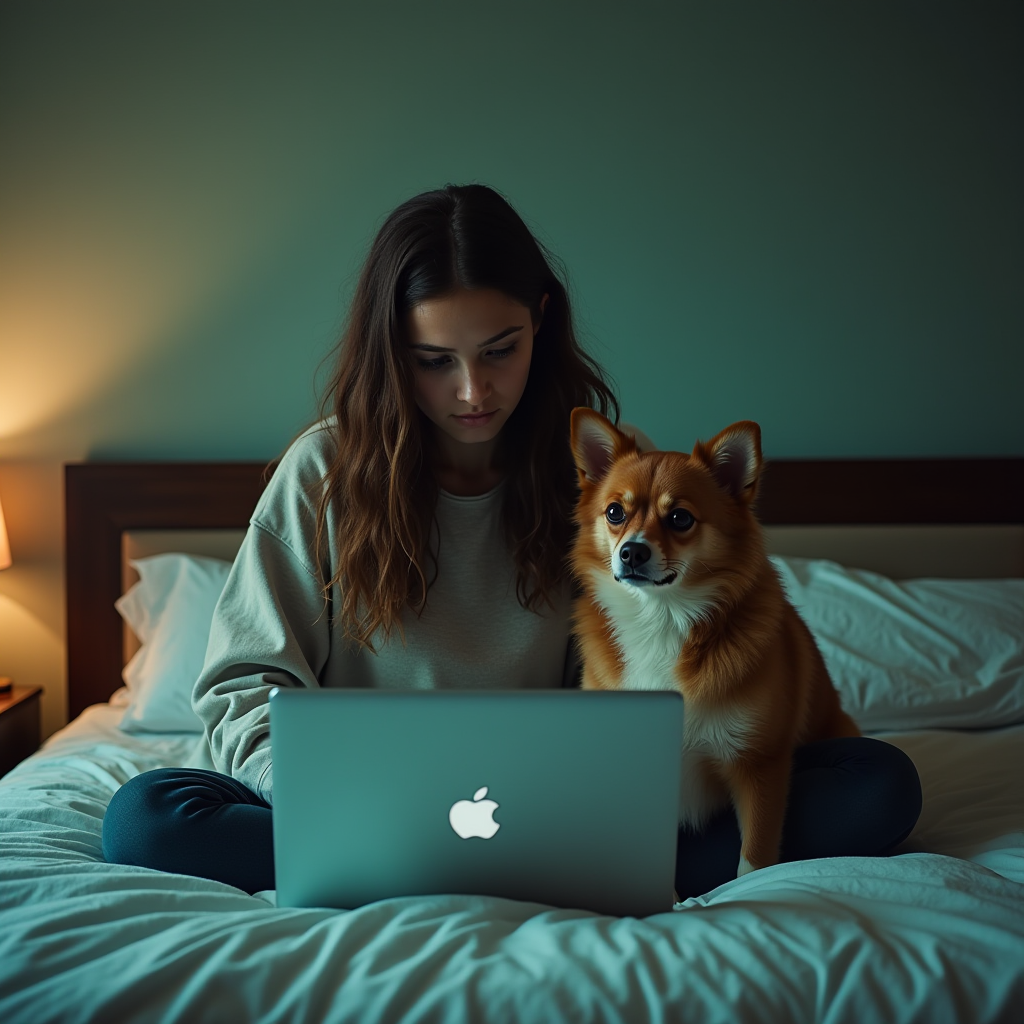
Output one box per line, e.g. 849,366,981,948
102,736,922,901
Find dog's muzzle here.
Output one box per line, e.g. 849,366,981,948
614,542,677,586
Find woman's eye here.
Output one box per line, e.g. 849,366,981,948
605,503,626,524
416,343,515,371
669,508,695,531
416,355,450,370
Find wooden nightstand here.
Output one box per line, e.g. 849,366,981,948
0,685,43,777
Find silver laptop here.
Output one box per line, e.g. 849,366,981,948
269,689,683,917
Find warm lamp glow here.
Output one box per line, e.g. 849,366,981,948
0,495,11,570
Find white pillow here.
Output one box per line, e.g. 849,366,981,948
110,550,1023,735
772,556,1024,732
115,553,232,733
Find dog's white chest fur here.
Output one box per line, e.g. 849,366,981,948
682,702,752,761
591,569,704,692
621,629,682,693
592,570,753,826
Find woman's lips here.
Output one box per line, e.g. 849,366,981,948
453,410,497,427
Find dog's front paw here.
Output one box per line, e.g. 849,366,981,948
736,854,757,877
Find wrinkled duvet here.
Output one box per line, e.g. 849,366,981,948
1,703,1022,1024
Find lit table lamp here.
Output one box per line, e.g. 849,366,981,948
0,494,11,694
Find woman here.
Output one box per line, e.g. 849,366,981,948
102,184,921,900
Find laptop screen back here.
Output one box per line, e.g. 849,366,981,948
270,689,683,917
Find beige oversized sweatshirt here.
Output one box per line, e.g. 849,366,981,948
191,419,581,805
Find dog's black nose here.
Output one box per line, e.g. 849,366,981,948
619,542,651,568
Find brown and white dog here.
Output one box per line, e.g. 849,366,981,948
569,409,859,878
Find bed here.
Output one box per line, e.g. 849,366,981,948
1,455,1023,1023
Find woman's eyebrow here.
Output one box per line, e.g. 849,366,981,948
409,325,523,352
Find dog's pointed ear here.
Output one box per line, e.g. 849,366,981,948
695,421,762,505
570,408,635,485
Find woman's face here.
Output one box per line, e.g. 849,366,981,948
407,287,546,451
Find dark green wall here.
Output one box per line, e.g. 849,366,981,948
2,1,1021,459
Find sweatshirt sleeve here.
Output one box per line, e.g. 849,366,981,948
192,427,334,805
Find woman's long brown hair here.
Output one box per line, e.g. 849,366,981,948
309,184,618,651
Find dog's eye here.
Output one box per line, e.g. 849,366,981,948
605,503,626,525
669,508,695,531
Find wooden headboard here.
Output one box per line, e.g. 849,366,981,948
65,463,269,719
64,458,1024,721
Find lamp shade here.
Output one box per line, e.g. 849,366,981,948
0,495,11,570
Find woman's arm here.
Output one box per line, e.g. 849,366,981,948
192,523,330,806
192,424,336,806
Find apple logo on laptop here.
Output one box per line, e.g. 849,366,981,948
448,786,500,839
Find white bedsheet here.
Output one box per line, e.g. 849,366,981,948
1,703,1022,1024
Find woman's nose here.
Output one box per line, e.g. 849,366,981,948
456,367,490,406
